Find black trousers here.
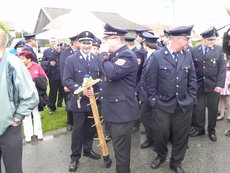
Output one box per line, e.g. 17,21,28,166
48,79,64,111
193,92,220,134
153,106,192,167
140,102,154,142
0,125,23,173
70,112,96,161
107,121,134,173
64,92,73,125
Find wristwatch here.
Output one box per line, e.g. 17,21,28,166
13,119,21,125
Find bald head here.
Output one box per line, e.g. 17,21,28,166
0,29,8,48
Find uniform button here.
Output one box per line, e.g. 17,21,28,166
101,97,103,99
176,77,179,80
100,88,102,91
203,66,205,69
115,99,118,102
203,61,205,63
176,85,179,87
176,93,179,95
203,77,206,79
152,98,156,100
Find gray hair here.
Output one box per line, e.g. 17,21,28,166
0,29,8,47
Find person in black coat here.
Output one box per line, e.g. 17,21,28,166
98,23,140,173
190,27,226,141
59,35,79,131
136,32,159,149
41,38,64,114
22,34,38,63
63,31,102,172
145,25,197,173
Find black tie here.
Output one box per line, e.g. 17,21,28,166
173,52,179,63
86,55,90,66
204,48,209,55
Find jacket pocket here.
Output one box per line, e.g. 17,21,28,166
108,95,126,102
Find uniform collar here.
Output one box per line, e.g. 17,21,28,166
80,50,90,60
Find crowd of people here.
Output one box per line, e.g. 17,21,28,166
0,21,229,173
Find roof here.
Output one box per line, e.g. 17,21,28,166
42,7,71,20
34,7,149,33
92,11,149,30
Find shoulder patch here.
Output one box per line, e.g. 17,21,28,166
115,58,126,66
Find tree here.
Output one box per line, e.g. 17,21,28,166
0,22,9,34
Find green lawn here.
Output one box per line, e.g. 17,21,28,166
41,106,67,133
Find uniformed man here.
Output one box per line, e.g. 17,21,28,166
145,25,197,173
91,37,101,55
63,31,101,172
22,34,38,63
41,38,64,114
124,35,143,134
98,23,140,173
190,27,226,141
135,29,148,83
137,32,159,149
59,35,79,131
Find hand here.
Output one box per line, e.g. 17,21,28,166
64,86,70,92
214,87,223,93
83,88,94,98
53,44,61,52
50,61,56,66
11,117,21,126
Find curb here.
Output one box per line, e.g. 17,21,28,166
23,127,70,145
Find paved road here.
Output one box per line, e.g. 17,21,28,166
1,119,230,173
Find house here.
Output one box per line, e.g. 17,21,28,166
34,7,150,36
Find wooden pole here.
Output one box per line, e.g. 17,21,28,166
74,76,112,168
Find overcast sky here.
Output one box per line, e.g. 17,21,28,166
0,0,230,33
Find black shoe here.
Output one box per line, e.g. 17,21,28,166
189,130,205,137
141,139,153,149
66,124,72,131
189,127,196,135
151,157,165,169
170,164,185,173
69,160,79,172
83,150,101,160
131,126,140,134
208,133,217,141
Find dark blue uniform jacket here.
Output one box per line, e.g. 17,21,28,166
98,45,140,123
63,52,101,113
41,47,62,80
191,45,226,95
137,52,154,102
145,47,197,114
59,46,75,84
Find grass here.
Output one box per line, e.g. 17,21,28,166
40,106,67,133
